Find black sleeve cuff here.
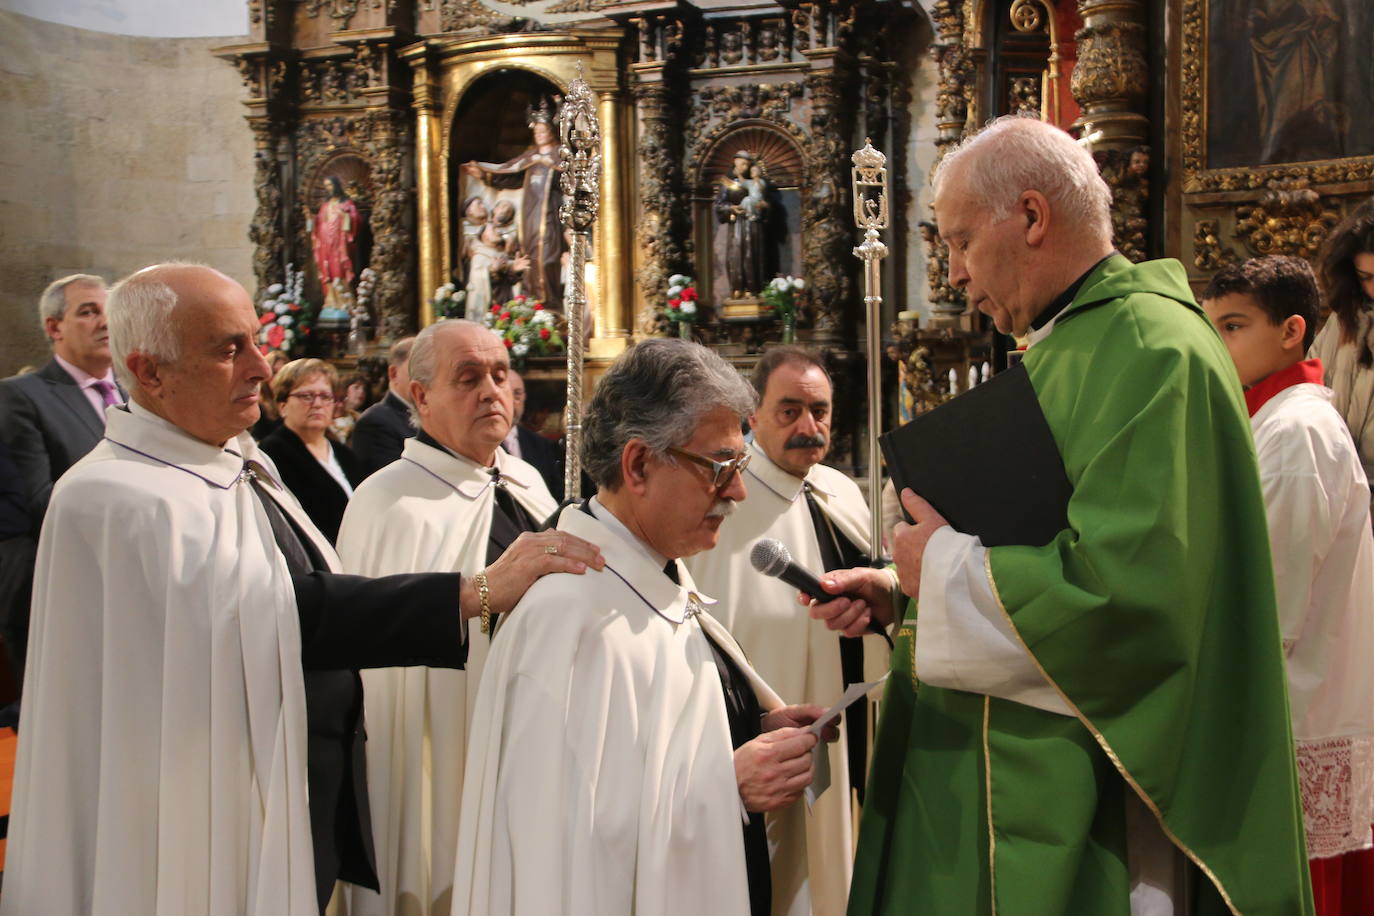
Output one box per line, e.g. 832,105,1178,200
294,570,469,671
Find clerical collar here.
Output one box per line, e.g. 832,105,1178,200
1243,358,1325,417
1025,253,1117,347
587,496,672,573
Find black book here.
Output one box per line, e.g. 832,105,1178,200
879,362,1072,548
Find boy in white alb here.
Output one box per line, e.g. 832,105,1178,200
1202,255,1374,914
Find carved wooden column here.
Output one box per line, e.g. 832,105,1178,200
628,16,689,339
1072,0,1151,260
801,68,853,346
219,44,293,300
359,109,416,341
1070,0,1147,145
923,0,973,323
631,81,685,337
410,46,443,328
593,85,632,351
248,135,286,297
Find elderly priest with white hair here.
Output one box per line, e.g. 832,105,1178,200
1,263,600,916
452,338,835,916
337,319,557,916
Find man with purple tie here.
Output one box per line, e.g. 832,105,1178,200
0,274,123,682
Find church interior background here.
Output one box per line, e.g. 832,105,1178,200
2,0,1372,478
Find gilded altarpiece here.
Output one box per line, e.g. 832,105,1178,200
623,4,918,353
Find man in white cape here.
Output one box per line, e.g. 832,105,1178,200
453,339,835,916
338,320,563,916
2,264,593,916
686,346,881,915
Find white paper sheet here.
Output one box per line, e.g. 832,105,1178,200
805,673,890,807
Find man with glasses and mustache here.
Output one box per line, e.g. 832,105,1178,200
687,345,876,916
453,339,835,916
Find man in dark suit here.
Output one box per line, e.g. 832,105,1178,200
1,275,121,523
502,369,564,499
351,335,415,477
0,274,122,681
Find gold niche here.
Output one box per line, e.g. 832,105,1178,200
402,31,631,355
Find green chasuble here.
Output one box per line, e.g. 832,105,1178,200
850,256,1313,915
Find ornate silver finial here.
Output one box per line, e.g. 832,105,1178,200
557,69,601,233
852,138,889,231
852,138,886,174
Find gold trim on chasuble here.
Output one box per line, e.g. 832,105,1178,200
983,695,998,915
980,553,1242,916
900,624,916,691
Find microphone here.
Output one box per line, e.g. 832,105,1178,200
750,538,896,648
749,538,832,603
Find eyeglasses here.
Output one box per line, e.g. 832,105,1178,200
666,446,751,489
287,392,336,405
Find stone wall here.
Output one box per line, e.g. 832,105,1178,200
0,10,253,375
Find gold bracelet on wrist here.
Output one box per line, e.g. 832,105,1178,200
475,570,492,635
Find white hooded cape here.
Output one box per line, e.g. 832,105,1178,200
452,502,783,916
2,403,321,916
685,445,875,916
335,437,556,916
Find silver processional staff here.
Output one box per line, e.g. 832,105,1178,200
852,139,890,560
557,66,601,499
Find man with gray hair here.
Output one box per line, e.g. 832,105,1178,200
351,334,416,477
453,339,834,916
2,264,600,915
0,274,122,680
337,319,559,916
813,115,1312,913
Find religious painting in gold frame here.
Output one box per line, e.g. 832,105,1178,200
1180,0,1374,194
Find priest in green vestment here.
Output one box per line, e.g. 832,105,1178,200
811,116,1313,915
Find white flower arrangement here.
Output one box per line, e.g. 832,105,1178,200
760,275,805,322
433,281,467,318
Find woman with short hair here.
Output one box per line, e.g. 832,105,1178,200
260,358,364,543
